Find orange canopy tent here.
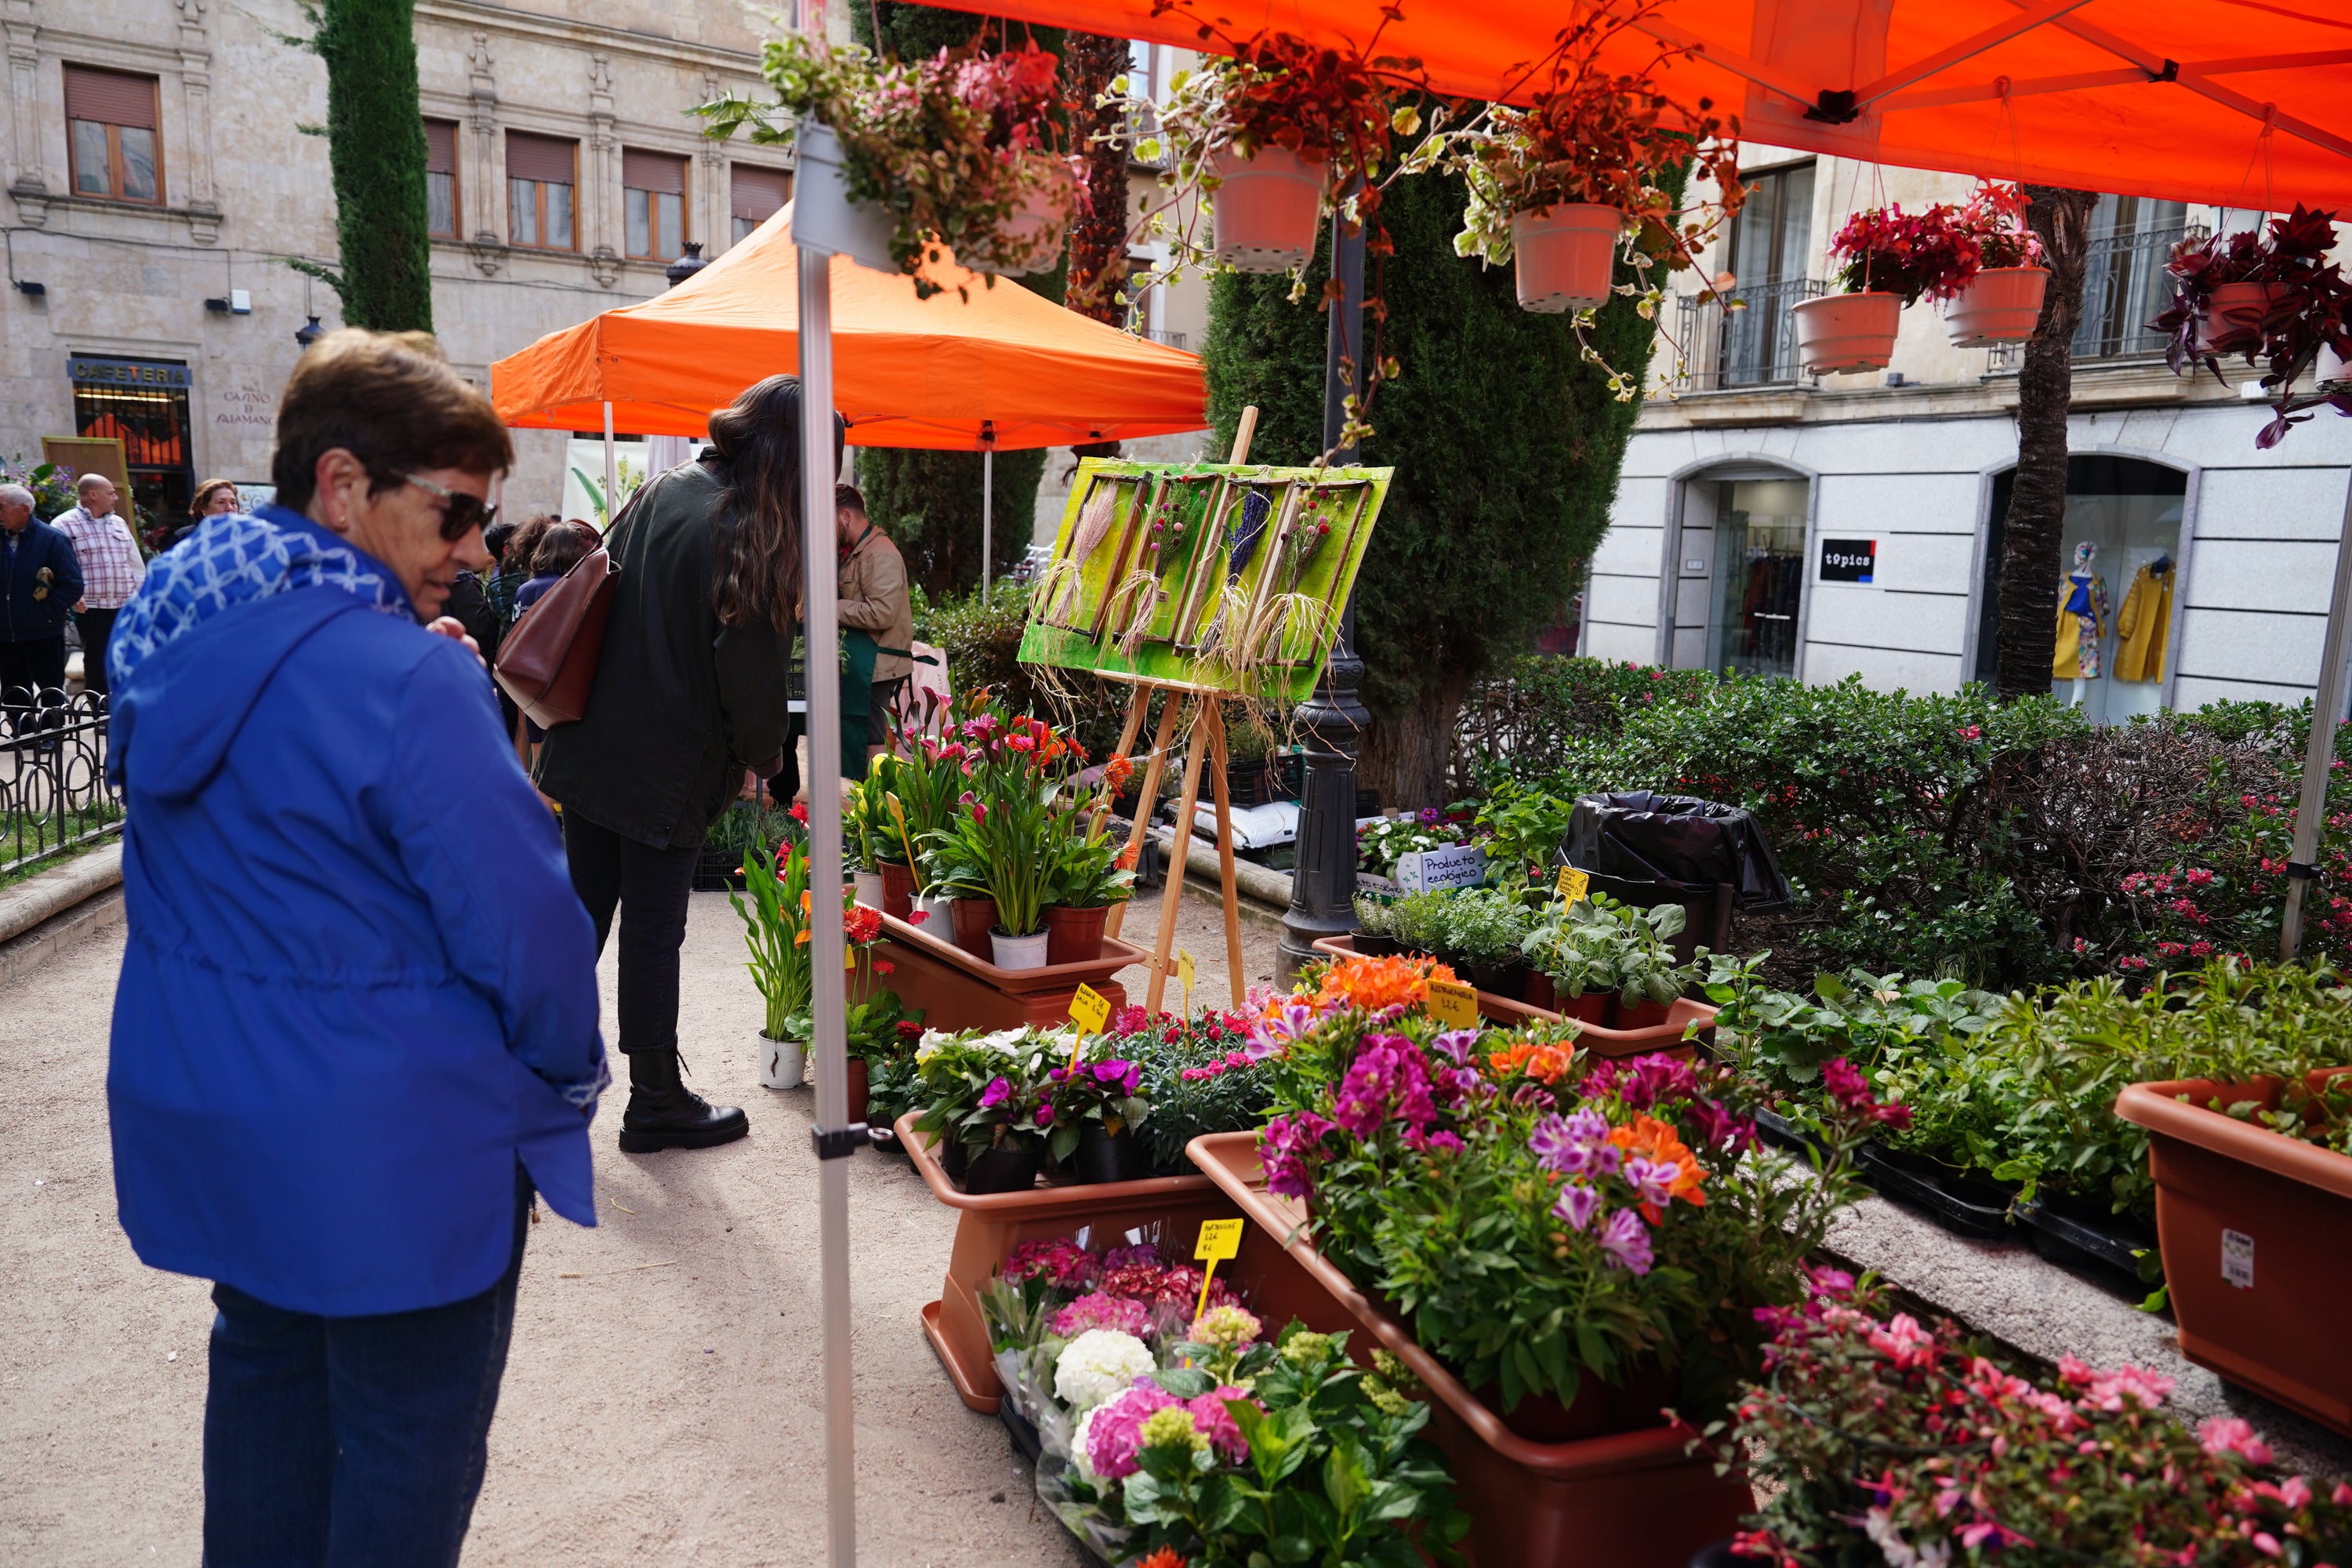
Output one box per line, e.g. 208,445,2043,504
490,205,1206,450
985,0,2352,209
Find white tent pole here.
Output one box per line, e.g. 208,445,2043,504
982,446,995,598
2280,472,2352,961
602,401,618,528
796,244,858,1568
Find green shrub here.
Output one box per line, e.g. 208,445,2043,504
911,582,1130,760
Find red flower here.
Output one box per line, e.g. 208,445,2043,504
789,802,810,825
874,960,895,975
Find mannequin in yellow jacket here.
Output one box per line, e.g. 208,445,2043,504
2052,540,2109,691
2112,556,2173,683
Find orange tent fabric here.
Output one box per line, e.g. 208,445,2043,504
985,0,2352,211
492,207,1207,450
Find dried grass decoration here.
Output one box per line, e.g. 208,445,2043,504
1033,476,1118,624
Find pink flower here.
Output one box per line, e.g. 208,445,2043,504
1260,1112,1335,1199
2081,1364,2174,1412
1552,1181,1602,1232
1867,1314,1938,1370
2198,1417,2274,1466
1599,1208,1653,1274
1185,1386,1256,1463
1085,1382,1181,1479
1051,1292,1154,1340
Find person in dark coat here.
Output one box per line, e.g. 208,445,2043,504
536,374,838,1152
103,329,604,1565
0,481,85,708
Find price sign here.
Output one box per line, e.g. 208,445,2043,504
1178,948,1196,1016
1426,978,1480,1029
1555,865,1591,905
1069,982,1111,1035
1193,1218,1245,1317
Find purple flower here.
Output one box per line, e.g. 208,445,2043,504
1614,1054,1697,1111
1261,1112,1335,1199
1599,1208,1653,1275
1419,807,1442,825
1624,1156,1680,1211
1091,1058,1140,1094
1430,1028,1483,1065
1552,1181,1602,1232
1528,1107,1612,1177
1249,1000,1321,1060
980,1076,1012,1109
1036,1103,1055,1125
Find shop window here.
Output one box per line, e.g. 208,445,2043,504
506,132,576,250
623,149,688,260
424,118,460,238
64,64,162,205
1708,477,1809,678
731,165,789,244
69,354,194,532
1975,456,2187,723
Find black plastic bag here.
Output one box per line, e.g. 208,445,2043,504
1562,790,1791,911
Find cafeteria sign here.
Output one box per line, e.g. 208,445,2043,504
69,355,192,389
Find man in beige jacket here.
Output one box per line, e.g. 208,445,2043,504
835,483,913,765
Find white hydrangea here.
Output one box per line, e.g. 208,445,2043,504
1053,1329,1155,1414
1069,1403,1103,1482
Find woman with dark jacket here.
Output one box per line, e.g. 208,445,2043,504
537,375,837,1152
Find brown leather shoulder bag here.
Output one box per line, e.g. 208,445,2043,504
493,482,652,728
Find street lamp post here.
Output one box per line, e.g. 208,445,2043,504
1277,209,1369,979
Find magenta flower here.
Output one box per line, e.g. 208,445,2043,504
1552,1181,1602,1232
1261,1111,1335,1199
1599,1208,1653,1274
1035,1103,1054,1126
1185,1386,1257,1463
1624,1156,1681,1211
2198,1416,2274,1466
1051,1292,1155,1340
1085,1382,1181,1479
979,1076,1012,1109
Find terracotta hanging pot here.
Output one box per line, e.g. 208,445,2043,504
1792,291,1903,374
1509,204,1622,314
1210,145,1326,273
1944,266,2049,347
978,154,1078,275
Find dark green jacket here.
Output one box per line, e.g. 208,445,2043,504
535,460,792,848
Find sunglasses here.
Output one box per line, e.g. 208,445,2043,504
399,474,498,541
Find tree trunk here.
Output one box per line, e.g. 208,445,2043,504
1355,669,1473,811
1994,185,2096,702
317,0,433,332
1059,32,1131,327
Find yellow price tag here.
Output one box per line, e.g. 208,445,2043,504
1178,948,1196,1015
1556,865,1591,905
1069,982,1111,1035
1426,978,1480,1029
1193,1218,1245,1318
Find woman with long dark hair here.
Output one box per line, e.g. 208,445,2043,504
537,375,839,1152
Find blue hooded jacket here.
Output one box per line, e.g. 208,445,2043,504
106,505,606,1316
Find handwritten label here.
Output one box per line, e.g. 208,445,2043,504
1555,865,1592,905
1193,1218,1245,1318
1426,978,1480,1029
1178,948,1196,1016
1396,842,1486,893
1069,982,1111,1036
2222,1228,2255,1290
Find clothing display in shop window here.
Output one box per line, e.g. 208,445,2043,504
2113,556,2173,684
2050,540,2110,681
1735,547,1801,666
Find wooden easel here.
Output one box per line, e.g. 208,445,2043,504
1098,408,1259,1015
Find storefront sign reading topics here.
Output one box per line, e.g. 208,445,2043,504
1819,539,1877,583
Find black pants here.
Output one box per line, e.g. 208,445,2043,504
561,812,699,1057
0,635,66,704
73,608,117,697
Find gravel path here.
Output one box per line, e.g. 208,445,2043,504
0,876,1282,1566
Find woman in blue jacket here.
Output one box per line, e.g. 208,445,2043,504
104,329,605,1567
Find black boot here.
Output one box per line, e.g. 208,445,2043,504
619,1048,750,1152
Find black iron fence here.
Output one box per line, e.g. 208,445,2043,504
1671,276,1826,392
1988,222,2204,370
3,689,122,880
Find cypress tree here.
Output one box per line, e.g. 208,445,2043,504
314,0,434,332
1203,169,1671,807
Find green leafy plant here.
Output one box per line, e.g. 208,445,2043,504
912,1025,1075,1158
729,830,811,1041
1701,955,2002,1098
1116,1007,1279,1172
1522,895,1693,1007
1472,785,1577,886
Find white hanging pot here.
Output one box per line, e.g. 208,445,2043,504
1509,204,1622,314
791,122,897,275
978,155,1078,276
2195,281,2283,354
1944,267,2049,347
758,1033,806,1091
1210,145,1326,273
1791,291,1904,375
990,927,1051,971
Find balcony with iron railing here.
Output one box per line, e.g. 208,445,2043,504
1671,276,1826,392
1987,222,2203,370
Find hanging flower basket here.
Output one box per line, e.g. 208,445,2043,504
787,122,897,275
2194,281,2285,354
1509,204,1621,314
1943,266,2049,347
972,154,1078,277
1792,292,1903,375
1210,144,1326,273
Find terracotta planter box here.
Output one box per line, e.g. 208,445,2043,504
2114,1068,2352,1436
1187,1131,1752,1566
895,1112,1228,1412
862,909,1138,1034
1310,934,1715,1057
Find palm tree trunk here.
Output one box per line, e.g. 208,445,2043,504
1993,185,2096,701
1059,33,1131,328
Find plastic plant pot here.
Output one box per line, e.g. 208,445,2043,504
909,891,953,935
1944,266,2049,346
1043,903,1111,967
757,1032,804,1090
790,122,897,274
852,869,885,909
1524,971,1556,1011
978,155,1077,275
949,895,999,960
991,927,1051,971
2114,1068,2352,1436
2195,281,2285,354
1791,291,1903,374
1210,145,1326,273
1853,1142,2016,1240
878,860,916,920
1509,203,1621,313
1073,1124,1152,1185
960,1144,1044,1195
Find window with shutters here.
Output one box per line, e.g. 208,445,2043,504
424,119,460,238
506,131,576,250
730,165,789,244
64,65,163,205
623,149,688,260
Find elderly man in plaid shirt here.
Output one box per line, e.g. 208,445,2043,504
54,473,147,698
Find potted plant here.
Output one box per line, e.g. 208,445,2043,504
1349,891,1402,956
2115,1063,2352,1435
2153,205,2352,448
1051,1042,1154,1184
731,829,813,1089
1794,201,1979,374
913,1025,1074,1192
1446,0,1744,318
1519,902,1615,1023
1123,1006,1281,1176
1940,182,2049,346
1722,1269,2352,1563
695,34,1071,293
1044,817,1135,966
844,771,893,909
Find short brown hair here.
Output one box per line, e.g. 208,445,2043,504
532,520,600,578
835,483,866,516
272,329,512,510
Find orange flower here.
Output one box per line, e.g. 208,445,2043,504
1304,953,1458,1014
1608,1113,1708,1219
1487,1041,1577,1085
1104,753,1137,792
1134,1550,1188,1568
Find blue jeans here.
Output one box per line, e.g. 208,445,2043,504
201,1167,532,1568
